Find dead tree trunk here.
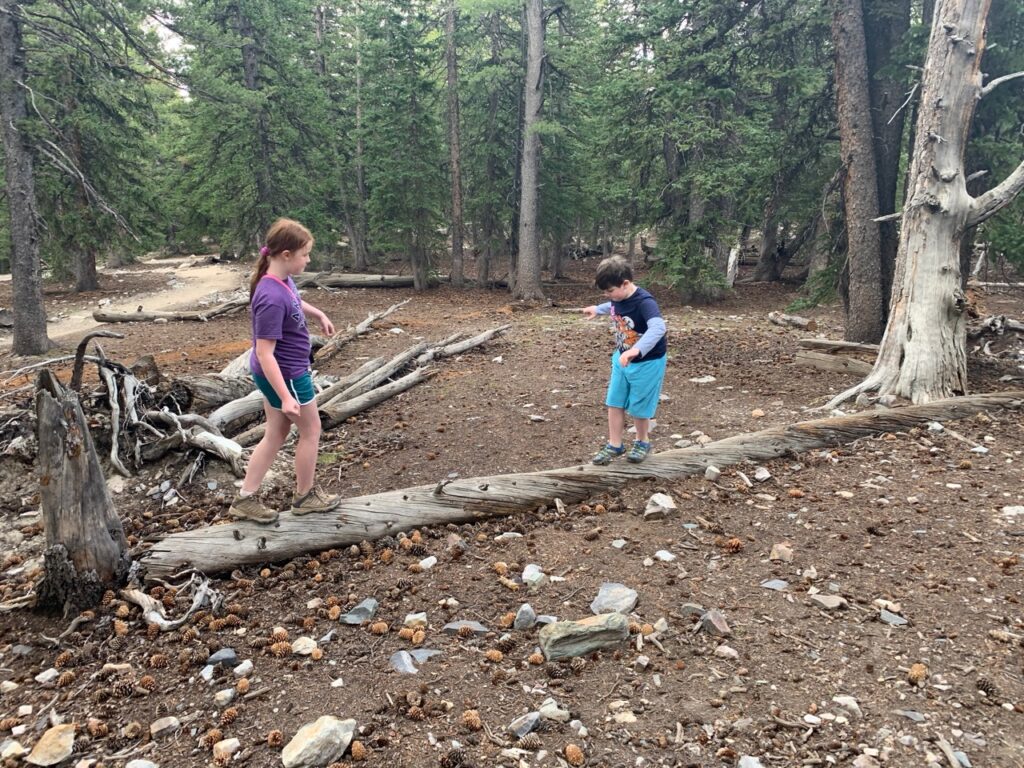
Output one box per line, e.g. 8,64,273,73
513,0,546,301
833,0,885,343
35,370,129,615
829,0,1024,406
141,390,1024,578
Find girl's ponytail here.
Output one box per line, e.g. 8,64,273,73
249,246,271,299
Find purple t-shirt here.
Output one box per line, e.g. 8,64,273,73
249,275,311,379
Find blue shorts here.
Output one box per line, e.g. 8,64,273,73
605,353,666,420
252,371,316,409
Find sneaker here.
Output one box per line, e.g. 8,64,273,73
627,440,652,463
228,493,279,524
291,484,341,515
591,443,626,465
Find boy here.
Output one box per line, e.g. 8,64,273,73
582,256,667,464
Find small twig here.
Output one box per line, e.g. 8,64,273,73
888,82,919,125
597,673,622,702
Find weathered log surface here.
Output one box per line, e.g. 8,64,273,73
171,374,255,412
795,349,874,376
295,273,444,289
140,390,1024,579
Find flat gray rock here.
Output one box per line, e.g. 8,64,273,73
442,620,488,636
281,716,356,768
539,613,630,661
810,594,848,611
761,579,788,591
341,598,378,625
390,651,419,675
879,609,907,626
507,712,540,738
409,648,441,663
207,648,237,666
590,582,638,614
698,609,732,637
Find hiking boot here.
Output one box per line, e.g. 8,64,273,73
591,443,626,465
291,484,341,515
626,440,652,463
228,493,279,524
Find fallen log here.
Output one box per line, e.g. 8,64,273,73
798,338,880,353
967,315,1024,339
140,390,1024,579
169,374,255,412
794,350,874,376
768,311,817,331
93,296,248,324
295,273,443,290
416,325,510,366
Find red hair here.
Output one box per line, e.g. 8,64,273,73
249,218,314,298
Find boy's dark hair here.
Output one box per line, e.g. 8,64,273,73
595,256,633,290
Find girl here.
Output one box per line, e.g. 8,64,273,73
229,218,340,523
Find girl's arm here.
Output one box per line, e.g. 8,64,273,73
254,338,300,418
300,299,335,335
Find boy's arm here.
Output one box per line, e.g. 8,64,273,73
632,317,666,357
582,301,612,318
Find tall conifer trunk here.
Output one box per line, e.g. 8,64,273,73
445,1,465,287
514,0,545,300
0,0,50,354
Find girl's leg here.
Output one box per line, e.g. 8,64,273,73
293,401,323,496
240,403,292,494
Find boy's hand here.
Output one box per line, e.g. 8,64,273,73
582,305,599,319
618,347,641,367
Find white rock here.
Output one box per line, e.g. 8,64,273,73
689,375,716,384
149,717,181,739
418,556,438,570
769,543,794,563
538,698,571,723
1,681,19,693
714,644,739,660
34,668,59,685
213,738,240,763
124,762,158,768
654,550,676,562
291,636,318,656
1,742,26,760
754,466,772,482
404,612,428,627
233,659,253,677
832,695,863,719
26,723,75,766
214,689,236,706
281,717,357,768
704,465,721,481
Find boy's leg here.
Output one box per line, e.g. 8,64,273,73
623,357,667,464
633,417,650,443
607,406,626,447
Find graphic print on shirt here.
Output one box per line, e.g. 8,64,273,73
289,291,306,330
611,309,639,352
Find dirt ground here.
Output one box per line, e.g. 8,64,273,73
0,256,1022,768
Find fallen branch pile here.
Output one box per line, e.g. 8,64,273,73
0,302,509,487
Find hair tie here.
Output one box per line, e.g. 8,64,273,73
259,246,270,257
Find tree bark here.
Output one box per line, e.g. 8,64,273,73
513,0,545,301
0,0,50,355
237,9,272,238
35,371,129,614
864,0,912,306
445,1,465,288
833,0,886,342
829,0,1024,406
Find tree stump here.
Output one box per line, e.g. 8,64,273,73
35,370,129,615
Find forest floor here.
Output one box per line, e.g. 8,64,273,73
0,255,1022,768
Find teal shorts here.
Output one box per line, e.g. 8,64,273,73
252,371,315,409
605,353,666,419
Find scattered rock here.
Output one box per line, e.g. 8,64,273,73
739,757,765,768
714,644,739,660
832,695,863,719
418,556,438,570
34,669,58,685
207,648,237,667
753,466,771,482
291,637,318,656
539,613,630,660
26,723,75,766
879,609,908,627
760,579,788,591
522,564,547,589
150,715,182,739
1,742,26,760
389,651,419,675
442,620,488,636
698,609,732,637
538,698,570,723
810,594,848,611
643,492,676,520
408,648,441,663
507,712,540,738
404,612,427,628
233,659,253,677
213,738,240,763
654,550,676,562
896,709,925,722
769,542,793,562
214,689,235,706
704,465,721,481
514,603,537,631
589,582,638,614
124,762,158,768
341,598,378,625
611,539,628,549
689,375,716,384
281,716,357,768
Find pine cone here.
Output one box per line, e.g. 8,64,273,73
359,540,374,557
112,679,134,698
495,635,516,653
977,677,998,697
570,656,587,675
395,578,413,592
461,709,482,732
180,627,199,643
439,748,464,767
545,663,571,679
267,730,284,747
138,675,157,692
53,650,75,668
220,707,238,726
57,671,76,687
149,654,168,669
201,728,223,749
516,733,541,750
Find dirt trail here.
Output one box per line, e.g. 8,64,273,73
0,257,245,348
